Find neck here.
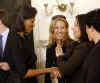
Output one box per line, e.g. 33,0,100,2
56,39,63,46
0,24,8,34
93,33,100,44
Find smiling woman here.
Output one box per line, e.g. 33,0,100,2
45,15,73,83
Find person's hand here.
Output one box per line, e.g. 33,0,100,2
24,69,33,78
56,44,64,57
0,62,10,71
50,67,62,79
50,67,62,83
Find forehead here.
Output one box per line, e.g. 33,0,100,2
55,20,65,25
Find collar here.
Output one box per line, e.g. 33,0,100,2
1,28,9,37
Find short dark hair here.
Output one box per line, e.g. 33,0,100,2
0,9,8,26
14,6,37,32
76,14,89,42
52,15,66,20
86,8,100,32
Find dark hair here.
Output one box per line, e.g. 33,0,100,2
86,8,100,32
52,15,66,20
0,9,8,26
14,6,37,32
76,14,89,42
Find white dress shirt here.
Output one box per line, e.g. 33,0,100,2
1,28,9,52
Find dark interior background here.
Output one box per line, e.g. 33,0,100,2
0,0,31,26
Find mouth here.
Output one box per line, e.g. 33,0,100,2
56,33,64,38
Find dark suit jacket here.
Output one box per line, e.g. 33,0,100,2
59,41,92,83
0,30,27,83
82,41,100,83
45,42,73,83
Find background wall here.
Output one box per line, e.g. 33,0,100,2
31,0,100,41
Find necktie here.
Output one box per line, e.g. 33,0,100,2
0,35,3,57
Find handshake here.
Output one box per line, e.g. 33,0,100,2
24,67,62,79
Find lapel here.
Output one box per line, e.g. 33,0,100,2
4,30,12,53
2,30,18,60
0,30,11,61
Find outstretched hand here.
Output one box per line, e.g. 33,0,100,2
24,67,60,78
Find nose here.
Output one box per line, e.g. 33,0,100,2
57,28,62,33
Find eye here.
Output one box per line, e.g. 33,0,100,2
55,26,58,29
61,26,64,29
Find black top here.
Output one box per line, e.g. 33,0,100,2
45,42,74,83
82,40,100,83
16,33,37,83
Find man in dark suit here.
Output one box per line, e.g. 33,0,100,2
0,8,11,83
0,9,26,83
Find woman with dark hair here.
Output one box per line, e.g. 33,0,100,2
82,9,100,83
13,6,38,83
51,14,93,83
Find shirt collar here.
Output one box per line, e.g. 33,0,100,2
1,28,9,37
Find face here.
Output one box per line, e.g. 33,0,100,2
73,19,81,39
24,18,35,33
86,25,93,41
54,20,66,41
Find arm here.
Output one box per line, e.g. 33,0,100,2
24,67,57,78
59,42,90,77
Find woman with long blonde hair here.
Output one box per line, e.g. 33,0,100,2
45,15,73,83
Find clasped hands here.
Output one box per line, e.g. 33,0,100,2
50,67,62,79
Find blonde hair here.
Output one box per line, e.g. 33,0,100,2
48,17,70,47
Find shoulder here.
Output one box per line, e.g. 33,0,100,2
76,41,89,49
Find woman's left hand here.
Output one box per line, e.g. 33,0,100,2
56,44,64,57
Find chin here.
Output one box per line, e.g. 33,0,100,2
89,38,92,42
57,38,63,40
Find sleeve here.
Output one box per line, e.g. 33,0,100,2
59,43,90,77
86,50,100,83
11,48,27,76
56,43,74,66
